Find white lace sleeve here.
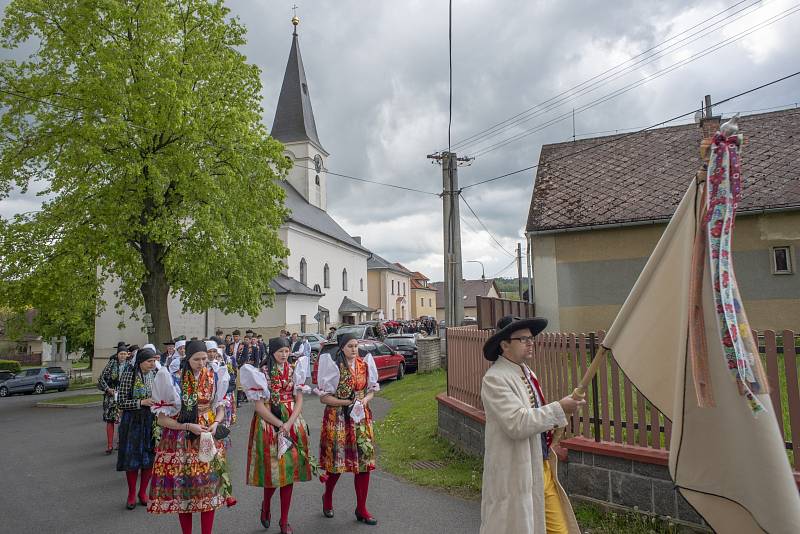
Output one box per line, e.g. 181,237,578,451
293,356,311,393
213,364,230,410
150,365,180,416
317,353,340,395
364,353,380,392
239,364,270,401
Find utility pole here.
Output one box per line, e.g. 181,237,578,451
429,151,470,327
516,242,524,300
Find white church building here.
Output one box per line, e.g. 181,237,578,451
93,19,374,367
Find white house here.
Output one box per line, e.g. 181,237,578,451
93,18,373,372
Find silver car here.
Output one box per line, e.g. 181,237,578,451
0,366,70,397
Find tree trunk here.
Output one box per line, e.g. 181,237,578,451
140,240,172,348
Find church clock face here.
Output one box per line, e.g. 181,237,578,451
313,154,323,173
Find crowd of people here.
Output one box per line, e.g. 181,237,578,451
97,329,378,534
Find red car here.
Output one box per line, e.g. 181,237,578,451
312,339,406,384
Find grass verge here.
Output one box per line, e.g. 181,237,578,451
68,381,98,391
574,501,692,533
375,369,483,499
38,393,103,405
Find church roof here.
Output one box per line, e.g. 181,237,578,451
271,27,325,152
279,181,369,253
339,296,376,314
270,273,322,297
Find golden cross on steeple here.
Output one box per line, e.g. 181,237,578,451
291,4,300,33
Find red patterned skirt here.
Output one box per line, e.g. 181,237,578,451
147,427,228,514
318,404,376,474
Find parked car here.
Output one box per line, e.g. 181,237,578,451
383,334,419,372
335,324,379,341
312,339,406,384
0,366,70,397
0,370,15,384
299,333,327,358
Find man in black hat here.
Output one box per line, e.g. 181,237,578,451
479,316,583,534
160,339,176,366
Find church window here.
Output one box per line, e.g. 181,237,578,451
391,280,395,295
313,284,321,293
342,269,348,291
360,278,364,291
403,282,406,295
299,258,307,285
302,83,308,95
315,174,320,185
323,264,330,288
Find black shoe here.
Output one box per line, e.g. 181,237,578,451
126,502,136,510
355,511,378,525
105,448,113,455
138,497,147,506
322,495,334,518
260,501,270,529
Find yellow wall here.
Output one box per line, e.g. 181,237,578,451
411,288,437,318
546,212,800,333
367,271,382,311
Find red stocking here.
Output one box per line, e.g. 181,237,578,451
178,512,192,534
200,510,214,534
106,422,115,450
138,468,152,502
323,472,340,510
262,487,276,523
279,484,293,526
355,471,372,518
125,470,138,506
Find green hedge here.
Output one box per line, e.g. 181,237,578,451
0,360,22,373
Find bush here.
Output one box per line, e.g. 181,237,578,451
0,360,22,373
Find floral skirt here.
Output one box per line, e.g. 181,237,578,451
319,404,375,474
147,427,229,514
246,402,311,488
116,408,155,471
223,393,237,427
102,393,119,423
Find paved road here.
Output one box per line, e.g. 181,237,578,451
0,384,481,534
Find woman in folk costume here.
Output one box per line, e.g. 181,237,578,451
240,337,312,534
205,340,236,427
480,316,584,534
148,340,233,534
317,333,380,525
116,347,159,509
98,342,127,454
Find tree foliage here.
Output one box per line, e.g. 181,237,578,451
0,0,290,347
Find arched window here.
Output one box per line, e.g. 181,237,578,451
360,278,364,291
315,174,320,185
323,264,330,288
403,282,406,295
342,269,348,291
313,284,321,293
299,258,307,285
391,280,395,295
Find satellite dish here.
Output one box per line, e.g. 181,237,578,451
694,111,703,123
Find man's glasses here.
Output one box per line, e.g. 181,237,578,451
509,336,536,344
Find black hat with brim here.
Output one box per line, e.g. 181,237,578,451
115,342,128,354
482,315,548,361
163,340,176,346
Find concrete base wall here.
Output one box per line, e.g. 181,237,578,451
437,400,485,457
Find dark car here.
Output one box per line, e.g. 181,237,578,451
312,339,406,384
0,366,70,397
383,334,419,372
335,324,379,341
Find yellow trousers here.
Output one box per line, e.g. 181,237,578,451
543,460,569,534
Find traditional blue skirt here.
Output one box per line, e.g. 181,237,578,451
116,407,155,471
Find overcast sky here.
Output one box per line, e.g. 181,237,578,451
2,0,799,282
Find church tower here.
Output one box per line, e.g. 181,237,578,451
272,15,329,211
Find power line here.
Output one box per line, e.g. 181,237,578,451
294,164,439,196
441,0,764,154
459,193,515,258
460,70,800,190
491,257,518,278
469,4,800,158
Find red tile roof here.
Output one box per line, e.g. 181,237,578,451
527,108,800,233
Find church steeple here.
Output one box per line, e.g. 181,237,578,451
271,16,325,153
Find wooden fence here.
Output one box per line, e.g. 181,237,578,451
475,296,535,330
445,327,800,471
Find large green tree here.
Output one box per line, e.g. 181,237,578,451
0,0,290,349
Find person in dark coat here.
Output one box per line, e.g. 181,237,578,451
117,347,159,510
98,342,128,454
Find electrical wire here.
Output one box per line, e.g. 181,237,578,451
441,0,765,154
294,164,439,196
491,257,518,279
460,70,800,190
459,193,515,258
469,4,800,157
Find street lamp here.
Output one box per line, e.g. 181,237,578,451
467,260,486,281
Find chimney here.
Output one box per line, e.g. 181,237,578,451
699,94,721,164
352,236,362,245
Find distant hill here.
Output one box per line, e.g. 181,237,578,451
494,277,530,297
